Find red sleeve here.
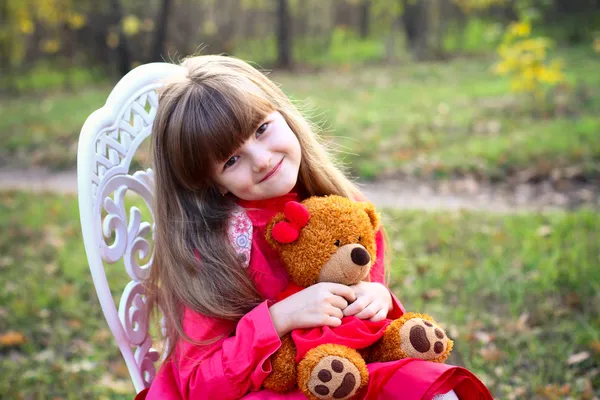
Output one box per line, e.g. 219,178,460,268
169,301,282,400
369,229,406,319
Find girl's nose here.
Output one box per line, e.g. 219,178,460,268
252,149,272,172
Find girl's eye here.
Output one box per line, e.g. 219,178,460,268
334,240,341,247
224,155,239,169
257,122,268,136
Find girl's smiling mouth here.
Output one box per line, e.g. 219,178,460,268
259,158,284,183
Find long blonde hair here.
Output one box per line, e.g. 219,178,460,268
148,55,362,354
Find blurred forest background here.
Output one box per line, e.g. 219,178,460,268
1,0,600,399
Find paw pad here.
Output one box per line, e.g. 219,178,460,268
308,356,361,399
400,318,450,361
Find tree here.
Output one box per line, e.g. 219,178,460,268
109,0,132,76
150,0,171,62
359,0,371,38
276,0,292,68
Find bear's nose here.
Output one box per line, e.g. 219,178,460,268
351,247,370,266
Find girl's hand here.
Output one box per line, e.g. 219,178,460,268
269,282,356,337
343,281,392,322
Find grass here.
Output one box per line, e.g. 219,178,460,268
1,47,599,181
0,191,598,398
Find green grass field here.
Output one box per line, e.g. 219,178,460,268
1,191,598,398
2,47,598,182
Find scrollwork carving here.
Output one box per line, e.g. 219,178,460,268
98,169,154,282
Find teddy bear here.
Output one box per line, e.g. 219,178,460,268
262,195,453,400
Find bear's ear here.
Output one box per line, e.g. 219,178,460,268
361,202,380,231
265,213,286,250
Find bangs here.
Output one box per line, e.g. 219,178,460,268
184,83,275,165
160,71,278,191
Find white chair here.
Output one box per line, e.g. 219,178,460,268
77,63,182,394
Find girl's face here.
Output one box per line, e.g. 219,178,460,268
212,111,302,201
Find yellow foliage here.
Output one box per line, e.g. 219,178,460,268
67,12,85,30
122,15,140,37
40,38,61,53
203,20,218,36
19,19,35,34
594,37,600,54
493,20,566,97
508,21,531,37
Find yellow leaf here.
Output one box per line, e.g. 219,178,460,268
19,19,35,34
40,39,61,54
122,15,140,36
594,38,600,54
509,21,531,38
0,331,27,347
203,20,217,36
68,13,86,30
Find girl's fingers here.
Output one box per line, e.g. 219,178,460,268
330,295,349,311
326,316,343,327
369,308,388,322
354,302,380,320
328,283,357,303
326,304,344,321
343,296,370,317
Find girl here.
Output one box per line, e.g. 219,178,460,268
142,55,491,400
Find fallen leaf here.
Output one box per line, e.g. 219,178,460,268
44,263,58,275
67,319,82,329
57,284,76,298
516,312,530,332
480,345,504,362
0,331,27,347
35,349,56,362
98,374,133,394
421,289,442,300
109,360,131,379
66,360,96,373
0,256,13,268
474,331,495,345
536,225,552,237
567,351,590,365
92,329,112,343
590,340,600,354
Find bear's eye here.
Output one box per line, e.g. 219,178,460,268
358,236,362,242
334,240,341,247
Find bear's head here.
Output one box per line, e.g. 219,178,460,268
265,195,380,287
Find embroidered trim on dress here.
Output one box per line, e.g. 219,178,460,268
227,208,252,268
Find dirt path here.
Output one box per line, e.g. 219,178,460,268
1,168,598,212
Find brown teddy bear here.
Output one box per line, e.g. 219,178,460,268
262,195,453,400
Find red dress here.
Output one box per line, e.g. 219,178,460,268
141,192,492,400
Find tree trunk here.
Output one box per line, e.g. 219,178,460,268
402,0,444,61
276,0,292,69
150,0,171,62
109,0,132,76
359,0,370,39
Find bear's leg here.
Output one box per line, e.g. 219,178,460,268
297,344,368,400
263,334,298,392
369,312,453,363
